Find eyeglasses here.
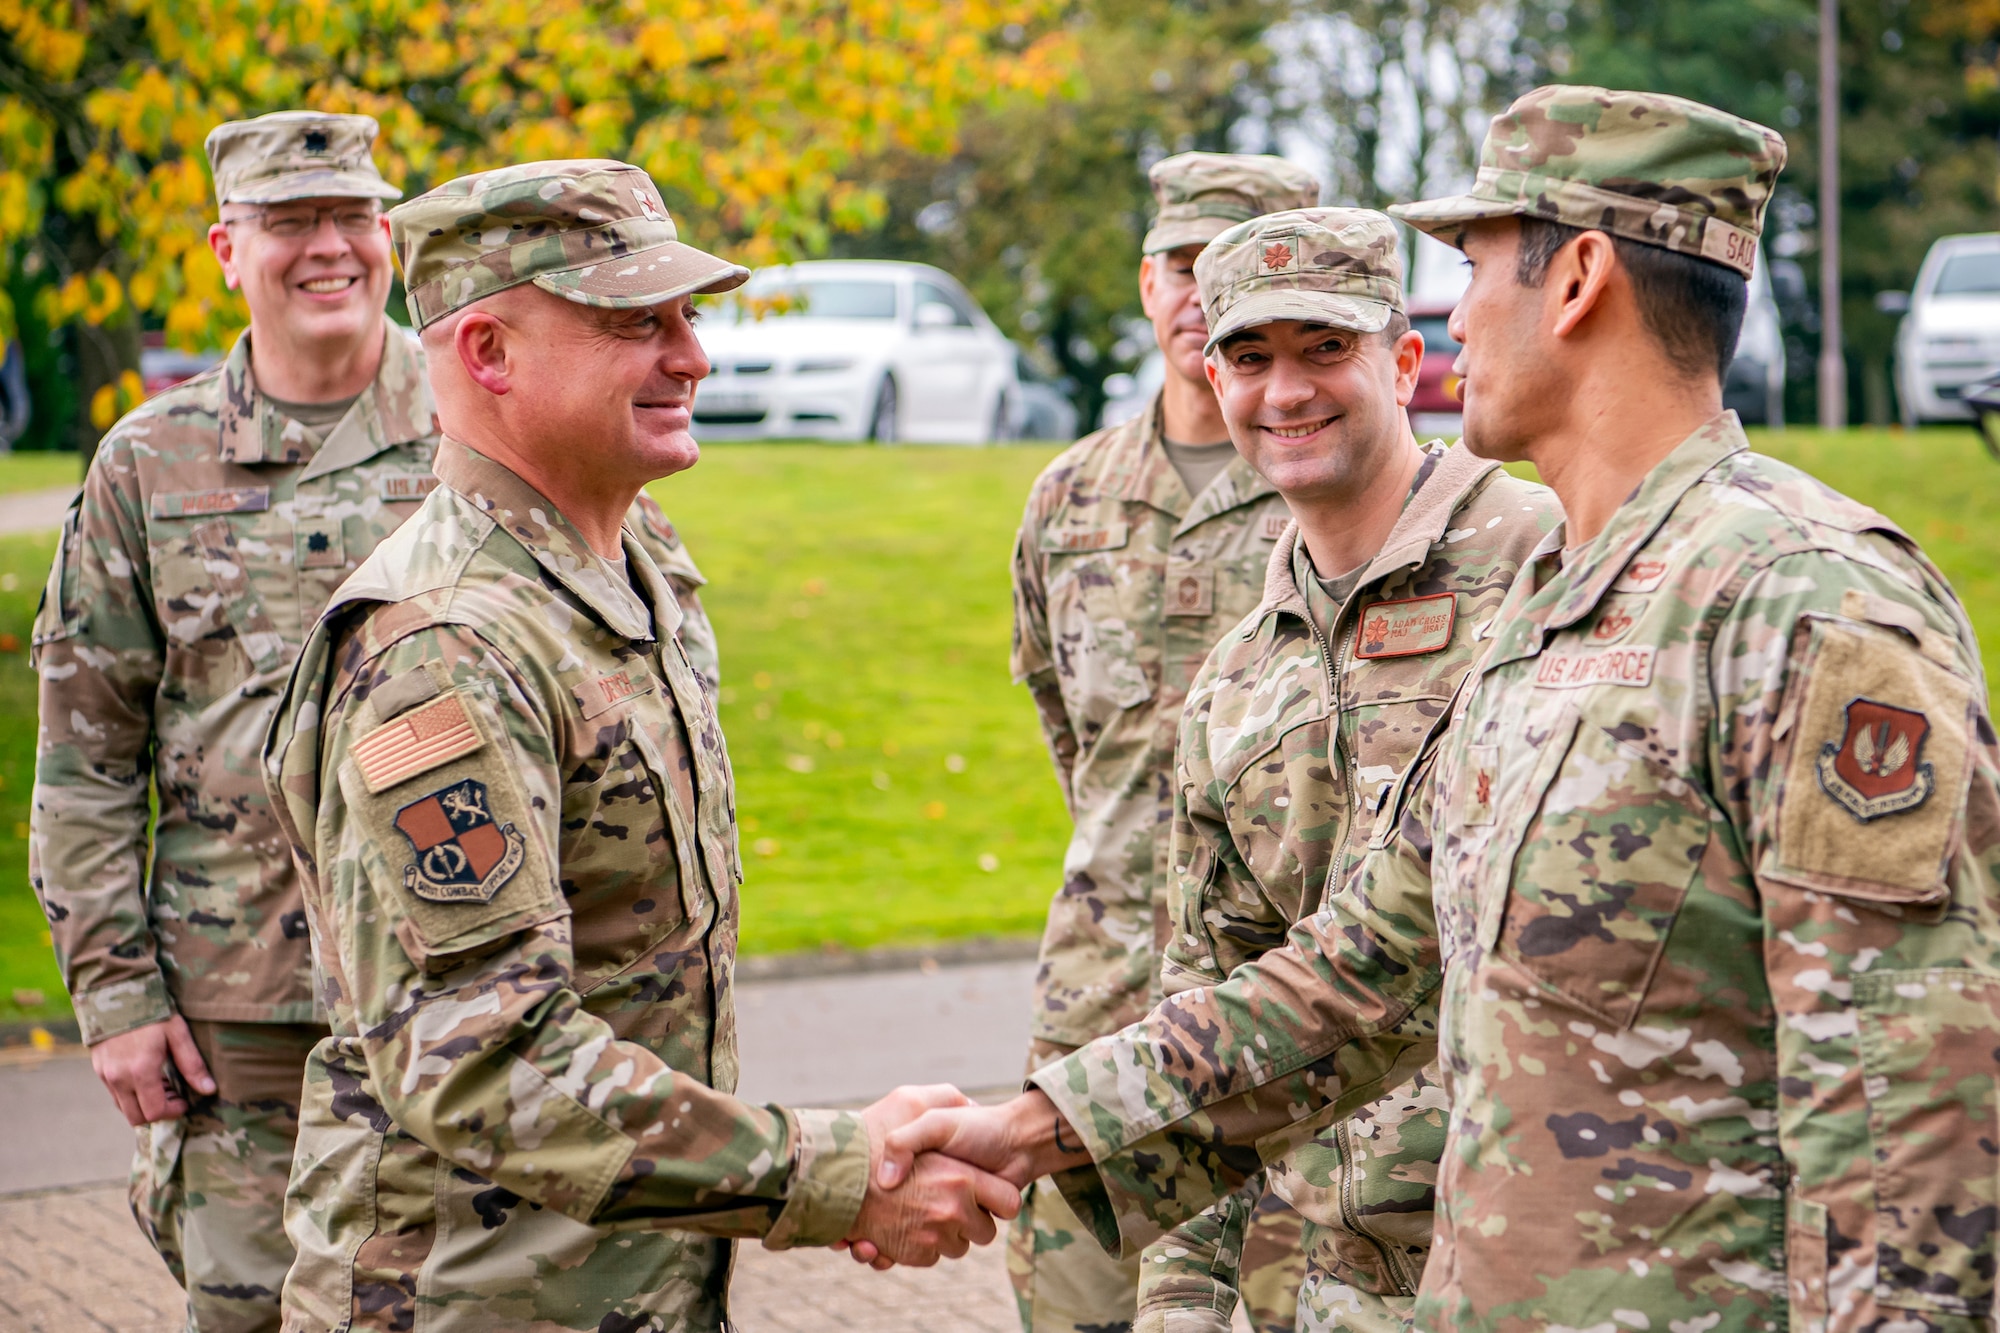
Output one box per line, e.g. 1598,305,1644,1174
224,204,383,239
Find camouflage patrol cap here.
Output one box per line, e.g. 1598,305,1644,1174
204,111,402,206
1144,153,1321,254
1195,207,1403,354
388,159,748,330
1389,85,1785,279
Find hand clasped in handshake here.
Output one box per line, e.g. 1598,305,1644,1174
840,1085,1088,1269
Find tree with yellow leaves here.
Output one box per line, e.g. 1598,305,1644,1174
0,0,1070,445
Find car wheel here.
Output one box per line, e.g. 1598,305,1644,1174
868,376,898,443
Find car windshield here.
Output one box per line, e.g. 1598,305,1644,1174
1411,315,1461,355
1933,252,2000,296
745,277,899,319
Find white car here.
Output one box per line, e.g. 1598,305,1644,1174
1893,233,2000,425
692,260,1018,443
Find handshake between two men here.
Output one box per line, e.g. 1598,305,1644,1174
849,1086,1084,1268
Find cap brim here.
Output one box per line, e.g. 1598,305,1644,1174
1203,291,1394,355
1386,194,1519,246
1143,218,1240,255
224,170,404,204
531,241,750,308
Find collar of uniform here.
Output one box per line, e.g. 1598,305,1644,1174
214,330,311,466
1116,391,1282,529
298,328,436,482
622,525,686,645
1533,411,1749,635
432,436,655,642
1252,440,1492,634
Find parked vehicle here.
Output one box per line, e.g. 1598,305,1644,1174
1891,233,2000,426
1407,299,1462,440
141,331,222,397
1007,347,1079,441
1725,247,1786,426
1098,349,1164,430
692,260,1018,444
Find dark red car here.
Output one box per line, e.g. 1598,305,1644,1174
1407,298,1464,439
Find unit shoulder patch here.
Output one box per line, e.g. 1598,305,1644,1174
353,691,484,793
1356,593,1455,659
1815,697,1935,821
394,778,526,904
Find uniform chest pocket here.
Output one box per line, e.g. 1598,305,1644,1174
1499,712,1712,1028
152,517,288,674
1051,555,1156,726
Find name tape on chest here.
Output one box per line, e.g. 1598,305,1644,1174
377,472,441,502
1040,522,1129,554
575,668,658,719
352,692,484,793
1258,512,1292,542
1534,645,1657,689
151,487,271,519
1355,594,1456,659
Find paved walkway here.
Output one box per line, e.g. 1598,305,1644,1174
0,484,76,536
0,955,1043,1331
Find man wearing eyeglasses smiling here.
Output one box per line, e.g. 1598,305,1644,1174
28,110,705,1333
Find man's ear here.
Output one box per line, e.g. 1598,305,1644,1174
455,311,513,396
1137,253,1161,319
1392,328,1424,407
1204,352,1224,394
208,222,240,292
1548,229,1618,341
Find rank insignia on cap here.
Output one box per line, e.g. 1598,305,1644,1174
394,778,526,904
1816,697,1935,822
1262,241,1294,271
303,128,329,154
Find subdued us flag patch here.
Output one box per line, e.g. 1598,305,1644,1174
353,692,484,793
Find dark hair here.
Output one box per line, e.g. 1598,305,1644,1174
1513,216,1746,381
1380,308,1411,345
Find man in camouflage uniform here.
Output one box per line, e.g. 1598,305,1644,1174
264,159,1016,1332
28,114,716,1333
1009,150,1318,1333
885,85,2000,1331
1135,209,1557,1333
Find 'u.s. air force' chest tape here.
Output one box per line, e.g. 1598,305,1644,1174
338,662,562,966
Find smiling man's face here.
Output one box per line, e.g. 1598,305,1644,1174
501,291,711,486
212,196,394,353
1206,319,1422,504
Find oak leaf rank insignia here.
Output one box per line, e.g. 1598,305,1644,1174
394,778,526,903
1816,696,1935,821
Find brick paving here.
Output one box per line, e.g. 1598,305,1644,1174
0,1180,1021,1332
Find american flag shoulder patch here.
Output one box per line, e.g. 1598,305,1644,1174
352,692,484,793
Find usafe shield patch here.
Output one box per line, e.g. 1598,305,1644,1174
1816,697,1935,821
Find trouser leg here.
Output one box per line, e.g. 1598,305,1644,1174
1008,1176,1144,1333
128,1020,325,1333
1233,1191,1305,1333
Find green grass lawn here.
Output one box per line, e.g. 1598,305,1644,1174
0,453,84,494
0,425,1995,1023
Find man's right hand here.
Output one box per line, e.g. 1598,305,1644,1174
89,1014,217,1126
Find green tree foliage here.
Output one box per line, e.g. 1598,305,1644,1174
1549,0,2000,423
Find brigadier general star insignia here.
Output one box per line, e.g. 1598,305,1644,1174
1815,696,1936,822
394,778,526,903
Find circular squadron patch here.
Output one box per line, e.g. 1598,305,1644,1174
393,778,527,903
1815,697,1935,822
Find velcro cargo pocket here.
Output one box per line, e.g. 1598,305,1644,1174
1763,617,1974,908
1500,712,1711,1028
342,691,564,967
1852,969,1999,1321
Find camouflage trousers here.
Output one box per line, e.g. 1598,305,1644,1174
1014,1044,1301,1333
128,1020,324,1333
1130,1179,1305,1333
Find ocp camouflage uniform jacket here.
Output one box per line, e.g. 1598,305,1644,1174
29,331,718,1046
1141,445,1556,1329
1012,393,1293,1055
1033,414,2000,1331
264,439,861,1332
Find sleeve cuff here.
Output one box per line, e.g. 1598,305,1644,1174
75,973,174,1044
762,1107,870,1249
1134,1311,1236,1333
